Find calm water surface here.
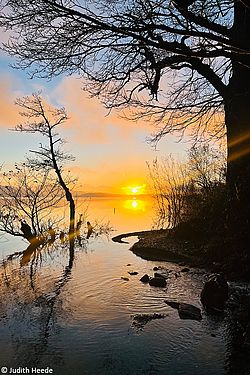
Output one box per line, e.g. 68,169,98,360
0,197,249,374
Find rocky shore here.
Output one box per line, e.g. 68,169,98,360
113,228,250,281
113,229,250,371
113,229,208,269
130,230,200,265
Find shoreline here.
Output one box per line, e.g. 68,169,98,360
112,229,250,281
113,229,201,265
112,229,168,243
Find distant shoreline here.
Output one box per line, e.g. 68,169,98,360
74,192,153,198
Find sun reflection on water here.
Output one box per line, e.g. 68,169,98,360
123,198,146,211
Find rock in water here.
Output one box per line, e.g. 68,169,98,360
165,300,180,309
178,303,202,321
154,272,168,279
128,271,138,276
149,277,167,287
140,274,150,283
165,300,202,321
121,277,129,281
200,273,228,310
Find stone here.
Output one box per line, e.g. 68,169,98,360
155,269,170,278
140,274,150,283
154,272,167,279
149,277,167,287
165,300,202,321
153,266,159,271
165,300,180,309
200,273,229,310
128,271,138,276
178,303,202,321
121,277,129,281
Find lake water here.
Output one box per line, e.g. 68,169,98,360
0,197,249,374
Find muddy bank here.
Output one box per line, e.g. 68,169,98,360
112,229,161,244
131,233,200,264
113,229,250,281
113,229,202,265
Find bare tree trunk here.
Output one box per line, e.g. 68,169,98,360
225,96,250,238
48,128,76,237
67,190,75,236
59,179,75,242
225,1,250,239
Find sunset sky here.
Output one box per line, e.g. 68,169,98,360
0,46,189,195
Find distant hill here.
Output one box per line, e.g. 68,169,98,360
73,191,152,198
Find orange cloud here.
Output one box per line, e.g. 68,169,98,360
68,158,149,194
0,75,23,128
51,77,150,145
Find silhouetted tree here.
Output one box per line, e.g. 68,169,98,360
149,144,226,235
0,163,64,240
1,1,250,238
14,93,76,237
148,156,191,228
187,143,226,192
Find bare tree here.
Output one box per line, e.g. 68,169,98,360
13,93,76,237
148,156,191,229
149,145,226,233
1,0,250,236
187,143,226,192
0,163,64,240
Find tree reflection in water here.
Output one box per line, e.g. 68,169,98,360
0,227,250,374
0,233,86,368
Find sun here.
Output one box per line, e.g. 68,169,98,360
131,186,140,194
123,184,146,195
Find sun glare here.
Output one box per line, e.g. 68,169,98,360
123,198,145,211
131,187,139,194
123,184,146,195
